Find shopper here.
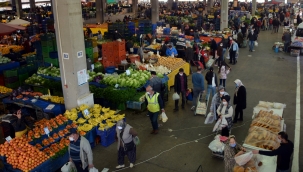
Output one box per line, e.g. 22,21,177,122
174,68,188,111
191,67,205,110
237,29,243,48
159,40,167,56
218,61,231,87
115,120,138,169
184,41,194,72
166,44,178,57
224,135,246,172
205,67,218,101
247,27,258,52
215,42,223,67
68,128,94,172
233,79,246,123
97,30,102,41
210,86,229,119
210,37,218,59
229,39,239,65
283,30,291,53
145,85,165,134
217,95,233,137
252,131,294,172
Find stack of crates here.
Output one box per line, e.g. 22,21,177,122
85,40,94,60
102,41,126,68
41,33,59,67
126,22,136,38
138,20,152,35
108,22,125,38
4,69,19,89
18,67,29,85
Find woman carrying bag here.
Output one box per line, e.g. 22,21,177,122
116,120,139,169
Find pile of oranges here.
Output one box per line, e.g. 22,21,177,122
0,137,49,171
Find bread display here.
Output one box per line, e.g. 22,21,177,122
253,116,281,126
255,110,282,120
250,120,280,133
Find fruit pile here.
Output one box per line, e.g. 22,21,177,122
154,56,187,71
0,45,24,55
0,86,13,94
0,137,49,171
40,95,64,104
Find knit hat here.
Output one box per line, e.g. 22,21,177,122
222,95,230,102
218,85,225,92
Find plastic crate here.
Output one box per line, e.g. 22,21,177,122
44,58,59,67
33,86,48,94
85,40,93,48
0,74,4,86
96,126,116,147
5,82,20,89
85,47,93,55
42,46,55,52
19,73,29,85
17,67,28,75
49,51,58,59
126,101,146,110
105,66,115,74
4,69,18,77
4,76,19,84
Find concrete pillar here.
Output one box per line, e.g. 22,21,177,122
96,0,105,24
220,0,228,30
265,0,268,2
151,0,159,24
207,0,213,11
52,0,93,109
30,0,35,12
15,0,23,18
167,0,173,10
132,0,138,16
252,0,256,16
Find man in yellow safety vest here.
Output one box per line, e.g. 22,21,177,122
145,85,165,134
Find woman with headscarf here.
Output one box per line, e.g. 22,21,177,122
224,135,246,172
210,86,229,120
233,79,246,123
115,120,138,169
217,95,233,136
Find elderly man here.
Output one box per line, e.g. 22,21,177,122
145,85,165,134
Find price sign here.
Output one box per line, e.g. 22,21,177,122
83,109,90,117
44,127,50,135
5,136,12,142
115,84,119,88
126,70,130,76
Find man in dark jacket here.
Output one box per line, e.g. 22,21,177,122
253,132,294,172
210,37,218,59
159,41,167,56
247,27,258,52
185,42,194,72
283,31,291,52
205,67,218,101
233,79,246,123
272,18,280,33
174,68,188,111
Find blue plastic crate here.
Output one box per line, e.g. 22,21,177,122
49,51,58,59
96,125,116,147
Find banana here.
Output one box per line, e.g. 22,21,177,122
77,118,87,124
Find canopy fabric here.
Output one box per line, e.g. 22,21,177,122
8,19,30,25
264,1,282,5
0,23,25,36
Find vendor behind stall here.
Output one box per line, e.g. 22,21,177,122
176,38,186,59
7,105,31,138
166,44,178,57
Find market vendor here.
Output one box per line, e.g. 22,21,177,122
68,128,94,172
166,44,178,57
7,105,31,138
224,135,246,172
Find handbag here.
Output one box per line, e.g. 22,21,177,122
120,129,135,152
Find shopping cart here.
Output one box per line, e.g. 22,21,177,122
194,92,209,116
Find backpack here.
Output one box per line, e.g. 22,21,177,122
269,18,273,24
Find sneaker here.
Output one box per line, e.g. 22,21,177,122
191,106,195,110
130,163,134,168
116,165,125,169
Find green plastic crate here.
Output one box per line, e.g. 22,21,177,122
41,41,54,47
42,51,50,58
17,67,28,75
85,47,93,54
19,73,29,85
42,46,55,52
33,86,48,94
4,69,18,77
44,58,59,67
5,82,20,89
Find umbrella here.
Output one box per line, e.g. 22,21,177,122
0,23,26,36
8,19,30,25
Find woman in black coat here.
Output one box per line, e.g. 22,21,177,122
233,79,246,123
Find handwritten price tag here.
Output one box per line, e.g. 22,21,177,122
83,109,90,116
44,127,50,135
5,136,12,142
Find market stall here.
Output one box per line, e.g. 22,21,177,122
242,101,286,172
0,62,20,74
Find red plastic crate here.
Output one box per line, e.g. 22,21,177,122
118,55,127,61
113,49,126,57
102,60,115,68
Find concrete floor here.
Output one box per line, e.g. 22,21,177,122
91,29,303,172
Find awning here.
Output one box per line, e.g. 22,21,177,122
0,23,26,36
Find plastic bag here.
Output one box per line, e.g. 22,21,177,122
172,93,180,100
254,41,258,47
226,53,230,60
161,112,168,123
204,112,215,124
61,162,77,172
89,167,99,172
235,151,254,166
212,117,227,132
133,136,140,145
158,114,162,121
208,139,224,152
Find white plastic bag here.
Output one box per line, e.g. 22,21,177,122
61,162,76,172
254,41,258,47
133,136,140,145
208,139,224,152
89,167,99,172
235,151,254,166
172,93,180,100
204,112,215,124
226,53,230,60
161,112,168,123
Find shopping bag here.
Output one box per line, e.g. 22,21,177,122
235,151,254,166
254,41,258,47
226,53,230,60
158,114,162,121
172,93,180,100
61,162,77,172
204,112,215,124
89,167,99,172
208,139,224,152
161,112,168,123
133,136,140,145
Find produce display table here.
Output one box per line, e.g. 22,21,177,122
0,62,20,74
167,62,190,90
2,97,65,117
